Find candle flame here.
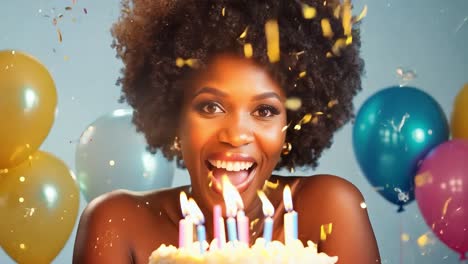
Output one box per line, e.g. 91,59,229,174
283,185,293,212
180,191,189,217
257,190,274,217
188,198,205,225
222,175,243,217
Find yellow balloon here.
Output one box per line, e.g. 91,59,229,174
451,83,468,139
0,151,79,264
0,50,57,169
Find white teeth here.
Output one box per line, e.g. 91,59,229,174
208,160,254,172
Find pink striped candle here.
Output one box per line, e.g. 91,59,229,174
213,204,226,248
236,210,250,245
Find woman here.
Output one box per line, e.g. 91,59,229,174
73,0,381,263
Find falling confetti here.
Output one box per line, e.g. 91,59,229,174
321,18,334,38
285,97,302,110
263,179,280,190
327,99,339,108
84,8,88,14
341,0,352,36
396,67,417,82
244,43,253,58
65,6,72,11
221,7,226,16
415,171,433,187
298,71,307,78
331,38,347,56
265,20,280,63
239,27,248,39
353,5,368,23
320,223,333,241
441,197,452,218
302,4,316,19
401,233,410,242
175,58,199,68
57,28,63,42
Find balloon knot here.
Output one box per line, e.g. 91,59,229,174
397,205,405,213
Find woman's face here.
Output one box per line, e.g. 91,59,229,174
178,54,287,211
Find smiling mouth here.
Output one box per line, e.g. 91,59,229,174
206,159,257,194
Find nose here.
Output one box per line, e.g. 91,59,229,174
217,114,254,147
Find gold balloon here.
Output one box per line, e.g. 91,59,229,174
0,50,57,169
0,151,79,264
451,83,468,139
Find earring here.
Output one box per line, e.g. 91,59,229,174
282,142,292,155
171,136,181,152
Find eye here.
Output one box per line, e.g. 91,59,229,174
196,101,225,114
252,104,280,118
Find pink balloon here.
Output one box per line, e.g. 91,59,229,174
415,139,468,260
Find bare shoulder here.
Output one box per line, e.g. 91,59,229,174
73,187,187,264
296,174,365,205
294,175,381,263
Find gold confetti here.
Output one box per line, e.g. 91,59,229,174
354,5,368,23
265,20,280,63
417,233,430,248
250,218,259,230
442,197,452,218
331,38,347,56
298,71,307,78
333,5,341,18
320,223,333,241
281,123,290,132
342,0,352,36
239,27,248,39
321,19,334,38
263,179,280,189
285,97,302,111
415,172,433,187
294,124,301,130
302,4,316,19
222,7,226,16
244,43,253,58
345,35,353,45
57,28,62,42
311,116,319,124
326,52,333,58
300,113,313,124
282,142,292,155
401,233,410,242
175,58,199,68
327,99,338,108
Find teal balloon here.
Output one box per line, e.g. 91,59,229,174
75,109,174,202
353,86,449,212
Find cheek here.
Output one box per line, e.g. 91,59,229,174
179,114,214,160
257,121,286,160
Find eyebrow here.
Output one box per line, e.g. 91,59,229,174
193,87,282,101
192,87,228,99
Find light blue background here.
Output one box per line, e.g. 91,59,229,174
1,0,467,263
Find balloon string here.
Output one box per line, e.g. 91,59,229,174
400,213,403,264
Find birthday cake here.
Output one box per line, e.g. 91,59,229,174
148,238,338,264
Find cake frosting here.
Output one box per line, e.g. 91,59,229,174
149,238,338,264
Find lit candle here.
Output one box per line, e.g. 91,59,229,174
178,191,193,248
283,185,298,245
257,190,274,244
188,198,207,254
222,176,238,242
213,204,226,248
